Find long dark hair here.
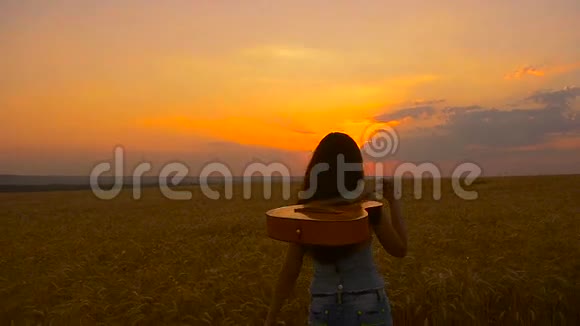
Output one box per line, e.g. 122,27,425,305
298,132,366,264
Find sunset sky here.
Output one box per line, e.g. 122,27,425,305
2,0,580,176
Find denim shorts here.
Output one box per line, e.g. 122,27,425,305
308,288,393,326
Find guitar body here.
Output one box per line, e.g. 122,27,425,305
265,200,383,246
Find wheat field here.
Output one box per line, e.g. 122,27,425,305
0,175,579,325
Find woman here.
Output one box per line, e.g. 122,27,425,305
264,132,408,326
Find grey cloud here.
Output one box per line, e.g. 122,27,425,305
442,105,483,114
439,104,579,148
413,99,446,106
375,106,436,122
364,87,580,175
526,86,580,108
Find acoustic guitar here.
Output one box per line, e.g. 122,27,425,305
265,194,384,246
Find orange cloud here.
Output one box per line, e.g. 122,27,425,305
505,61,580,80
504,66,545,80
136,115,325,152
132,70,441,152
136,114,406,154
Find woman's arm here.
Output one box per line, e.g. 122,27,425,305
265,242,305,325
372,179,408,258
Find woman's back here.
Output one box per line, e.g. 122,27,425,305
308,240,393,326
310,240,385,295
